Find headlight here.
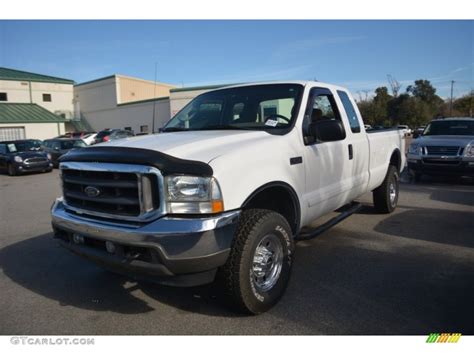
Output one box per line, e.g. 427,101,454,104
165,175,224,214
408,143,422,155
464,142,474,157
13,156,23,163
47,153,52,160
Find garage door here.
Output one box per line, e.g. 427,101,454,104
0,127,26,141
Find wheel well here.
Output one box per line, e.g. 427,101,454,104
390,149,401,172
243,183,300,235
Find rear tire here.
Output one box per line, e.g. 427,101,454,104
373,165,399,213
7,163,17,176
219,209,294,314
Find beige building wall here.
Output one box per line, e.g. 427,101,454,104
81,98,171,134
117,75,175,104
0,122,65,140
0,80,74,118
73,76,118,116
169,88,218,117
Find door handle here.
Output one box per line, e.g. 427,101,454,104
348,144,353,160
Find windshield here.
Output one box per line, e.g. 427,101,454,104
423,120,474,136
163,84,303,132
6,140,42,153
60,140,87,149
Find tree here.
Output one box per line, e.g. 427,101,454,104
453,91,474,117
372,87,392,125
388,94,432,127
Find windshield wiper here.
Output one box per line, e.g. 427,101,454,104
161,127,191,132
194,125,249,131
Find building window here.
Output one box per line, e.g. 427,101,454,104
42,93,52,102
140,125,149,133
0,93,7,101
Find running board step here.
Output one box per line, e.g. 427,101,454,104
295,202,362,241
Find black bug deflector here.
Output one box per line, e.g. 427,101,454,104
59,146,213,176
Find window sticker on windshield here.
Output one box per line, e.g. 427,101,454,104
265,119,278,127
7,144,17,152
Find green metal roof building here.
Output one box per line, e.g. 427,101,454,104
0,67,74,141
0,67,73,140
0,67,75,85
0,103,66,123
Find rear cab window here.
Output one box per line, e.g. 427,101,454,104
337,90,361,133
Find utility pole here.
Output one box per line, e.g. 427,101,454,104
152,62,158,133
449,80,455,117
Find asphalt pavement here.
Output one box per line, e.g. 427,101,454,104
0,170,473,335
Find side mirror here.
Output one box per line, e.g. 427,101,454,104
309,119,346,142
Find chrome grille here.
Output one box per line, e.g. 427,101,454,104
425,146,460,156
25,157,48,164
60,162,164,221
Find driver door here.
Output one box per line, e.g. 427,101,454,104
302,87,353,219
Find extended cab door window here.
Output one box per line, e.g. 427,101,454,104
303,88,345,145
337,90,361,133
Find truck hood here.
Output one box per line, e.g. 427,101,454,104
416,135,474,146
99,130,272,163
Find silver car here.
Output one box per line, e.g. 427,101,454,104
407,118,474,181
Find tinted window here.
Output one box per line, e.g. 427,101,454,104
163,84,303,132
60,140,86,149
304,88,344,144
96,130,111,138
337,90,361,133
5,140,42,152
0,144,6,154
424,120,474,136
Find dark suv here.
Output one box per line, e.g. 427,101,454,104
0,139,53,176
94,129,135,144
42,138,88,168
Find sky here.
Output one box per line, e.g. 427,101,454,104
0,20,472,99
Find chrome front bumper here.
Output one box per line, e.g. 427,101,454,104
51,199,240,286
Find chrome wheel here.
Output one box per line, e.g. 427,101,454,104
251,234,283,292
389,180,397,206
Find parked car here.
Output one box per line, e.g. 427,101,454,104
413,126,426,138
51,81,405,314
42,138,87,167
94,129,135,144
0,139,53,175
407,118,474,181
82,133,98,145
57,131,96,139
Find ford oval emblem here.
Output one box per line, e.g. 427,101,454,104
84,186,101,198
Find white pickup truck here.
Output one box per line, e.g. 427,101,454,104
51,81,405,314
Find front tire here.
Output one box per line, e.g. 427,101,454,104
219,209,294,314
7,163,17,176
373,165,399,213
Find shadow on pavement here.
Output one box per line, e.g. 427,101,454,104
373,206,474,248
0,233,242,318
1,217,473,333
